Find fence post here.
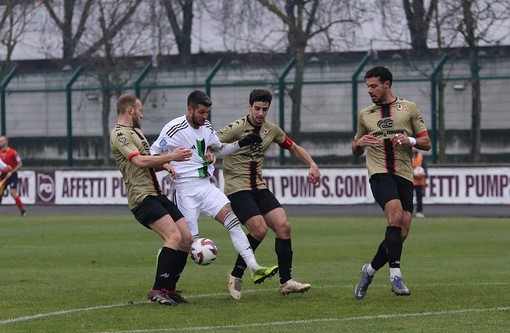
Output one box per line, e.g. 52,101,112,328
134,63,153,98
430,54,448,164
205,59,223,98
278,57,296,165
205,59,223,121
66,65,84,167
351,54,370,164
0,68,18,135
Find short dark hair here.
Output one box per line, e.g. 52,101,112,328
116,94,138,115
364,66,393,86
187,90,212,109
249,89,272,106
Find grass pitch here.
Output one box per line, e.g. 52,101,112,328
0,210,509,332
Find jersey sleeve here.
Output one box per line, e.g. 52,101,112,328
410,103,428,137
273,126,287,144
150,124,173,156
210,131,223,149
353,110,367,141
151,135,171,155
217,122,241,143
110,129,140,160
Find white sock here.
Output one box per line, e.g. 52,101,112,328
390,267,402,280
367,264,377,276
223,212,259,273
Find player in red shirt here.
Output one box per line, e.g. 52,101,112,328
0,136,26,216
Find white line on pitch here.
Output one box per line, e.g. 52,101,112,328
1,283,508,326
97,306,510,333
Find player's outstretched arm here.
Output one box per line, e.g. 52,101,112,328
288,143,321,184
131,147,192,169
212,133,261,158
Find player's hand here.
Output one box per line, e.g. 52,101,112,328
308,165,321,184
206,151,216,164
163,164,178,180
171,147,192,161
393,134,409,146
238,133,262,148
3,165,12,172
357,134,379,147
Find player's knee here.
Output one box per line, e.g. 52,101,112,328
388,212,405,228
274,220,291,238
248,222,268,240
180,233,193,250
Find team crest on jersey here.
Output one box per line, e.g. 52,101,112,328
158,138,167,147
396,104,403,111
262,128,269,135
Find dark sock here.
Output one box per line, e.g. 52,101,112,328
231,234,261,278
173,250,188,289
385,226,403,268
370,240,388,271
153,247,185,291
275,238,293,284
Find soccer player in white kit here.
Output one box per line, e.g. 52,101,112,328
150,90,278,292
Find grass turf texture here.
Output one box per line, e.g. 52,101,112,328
0,212,509,332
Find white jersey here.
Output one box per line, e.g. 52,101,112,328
151,115,228,237
150,115,222,184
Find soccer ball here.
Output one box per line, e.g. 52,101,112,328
190,238,218,265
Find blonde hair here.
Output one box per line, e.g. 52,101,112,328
116,94,138,115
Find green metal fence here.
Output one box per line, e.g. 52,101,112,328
1,54,510,167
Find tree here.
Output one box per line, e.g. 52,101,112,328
42,0,143,64
205,0,367,138
91,0,145,165
443,0,510,163
402,0,438,55
379,0,438,55
41,0,144,165
0,0,37,72
161,0,193,65
259,0,368,138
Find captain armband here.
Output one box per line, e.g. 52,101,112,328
278,135,294,149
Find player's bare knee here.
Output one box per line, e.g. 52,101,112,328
388,212,405,228
180,234,193,250
249,223,268,240
273,220,291,238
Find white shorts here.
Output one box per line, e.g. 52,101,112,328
173,178,229,237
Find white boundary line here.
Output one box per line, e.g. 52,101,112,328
1,284,508,328
97,306,510,333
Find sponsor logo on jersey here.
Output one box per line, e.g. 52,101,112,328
377,118,394,129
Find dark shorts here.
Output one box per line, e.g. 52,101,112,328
228,189,282,224
369,173,414,213
131,194,184,229
0,172,18,189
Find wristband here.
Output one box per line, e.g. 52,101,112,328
408,137,416,146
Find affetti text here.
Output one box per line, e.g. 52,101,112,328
263,174,367,198
61,177,110,198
